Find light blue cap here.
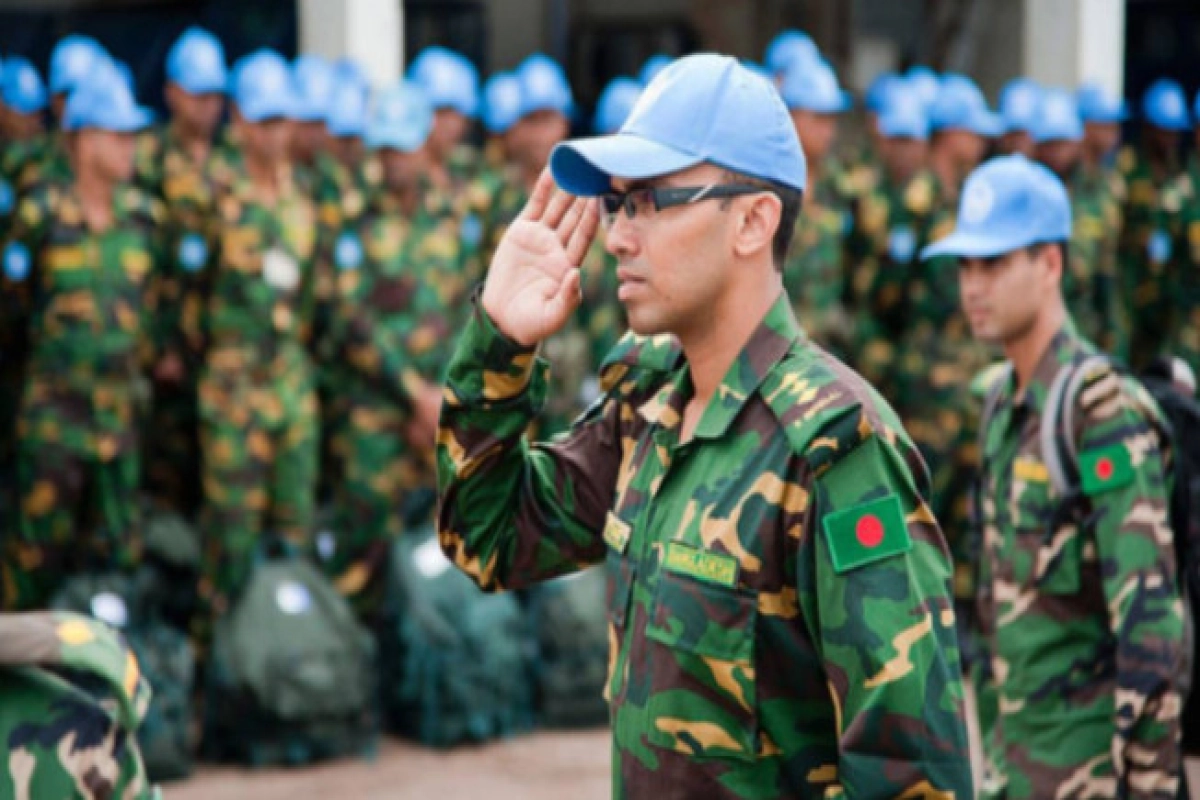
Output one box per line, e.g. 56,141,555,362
365,80,433,152
865,72,904,113
50,35,107,96
921,154,1071,259
999,78,1042,134
906,66,941,109
594,77,642,134
929,77,1003,136
326,79,369,138
408,46,479,117
1030,88,1083,143
482,71,522,134
765,30,820,75
291,55,337,122
780,60,851,114
550,53,807,196
639,55,673,87
63,64,152,133
231,49,295,123
1142,78,1190,130
516,53,573,118
2,57,48,114
1076,81,1128,123
166,26,228,95
877,89,929,140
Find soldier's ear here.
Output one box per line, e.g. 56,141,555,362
732,192,781,265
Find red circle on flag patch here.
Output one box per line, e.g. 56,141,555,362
856,515,885,548
1095,457,1114,482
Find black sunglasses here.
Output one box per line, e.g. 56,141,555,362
598,183,767,224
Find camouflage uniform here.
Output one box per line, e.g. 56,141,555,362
847,169,940,394
318,180,478,618
182,164,319,614
782,170,853,359
0,612,158,800
1066,163,1124,355
1118,146,1184,367
132,125,218,515
1155,155,1200,378
2,181,163,611
436,294,974,797
974,324,1183,798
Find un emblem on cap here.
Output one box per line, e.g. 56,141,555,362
962,180,994,225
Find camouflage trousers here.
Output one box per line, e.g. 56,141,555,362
324,395,434,622
197,344,318,620
5,438,140,611
141,379,201,518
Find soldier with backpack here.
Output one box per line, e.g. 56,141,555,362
927,154,1187,798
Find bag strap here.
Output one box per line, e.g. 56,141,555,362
1040,354,1113,496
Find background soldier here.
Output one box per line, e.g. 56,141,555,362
927,154,1184,798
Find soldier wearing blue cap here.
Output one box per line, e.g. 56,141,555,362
1119,80,1191,369
0,57,47,144
481,71,522,172
997,78,1042,158
179,50,321,623
408,46,483,190
1077,81,1127,173
434,52,972,798
1031,90,1123,356
1,65,164,610
133,26,229,516
934,154,1184,799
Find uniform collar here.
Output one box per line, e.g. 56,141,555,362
1009,320,1085,415
637,292,804,440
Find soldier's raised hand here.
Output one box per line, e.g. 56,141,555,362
481,169,600,347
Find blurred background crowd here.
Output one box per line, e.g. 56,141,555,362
0,0,1199,791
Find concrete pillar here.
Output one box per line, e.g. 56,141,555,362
297,0,404,85
1023,0,1124,94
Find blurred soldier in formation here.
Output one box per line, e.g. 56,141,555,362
319,82,479,620
996,78,1041,158
2,68,161,610
408,47,483,189
135,26,228,517
1120,79,1190,367
480,71,522,173
181,50,320,625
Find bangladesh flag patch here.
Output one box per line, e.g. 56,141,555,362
822,495,912,574
1080,443,1134,496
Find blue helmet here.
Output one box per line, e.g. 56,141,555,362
291,55,337,123
877,87,930,141
166,26,228,95
231,49,295,122
594,77,642,134
1030,88,1083,144
326,78,369,138
865,72,905,114
999,78,1042,134
365,80,433,153
922,154,1071,260
639,54,673,87
928,76,1003,137
1076,81,1128,124
482,71,522,135
764,30,820,76
516,53,573,118
781,60,852,114
551,54,807,197
408,46,479,117
1142,78,1190,131
50,35,107,96
2,57,48,115
906,65,941,109
63,64,152,133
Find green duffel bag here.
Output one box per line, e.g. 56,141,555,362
526,566,611,728
140,503,202,634
378,523,535,747
202,541,379,766
50,570,195,782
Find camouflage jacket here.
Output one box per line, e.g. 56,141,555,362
1155,155,1200,376
0,612,157,800
436,293,973,798
975,323,1183,799
3,180,164,457
1067,163,1124,354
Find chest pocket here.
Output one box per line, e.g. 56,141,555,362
1011,457,1083,595
643,568,760,762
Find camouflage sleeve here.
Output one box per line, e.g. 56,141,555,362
1076,370,1183,797
436,298,620,591
137,196,169,370
0,190,47,338
798,424,974,797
